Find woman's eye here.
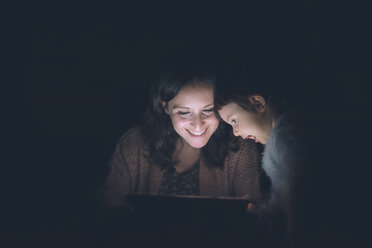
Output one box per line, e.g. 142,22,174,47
178,111,190,116
203,108,214,114
231,119,237,124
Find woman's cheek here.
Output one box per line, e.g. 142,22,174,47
205,115,219,130
172,116,191,128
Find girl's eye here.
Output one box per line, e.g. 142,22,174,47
231,119,237,124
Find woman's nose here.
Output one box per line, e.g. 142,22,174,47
192,115,204,129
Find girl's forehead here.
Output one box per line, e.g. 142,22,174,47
219,102,245,115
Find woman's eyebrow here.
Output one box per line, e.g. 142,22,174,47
172,103,214,110
172,105,190,110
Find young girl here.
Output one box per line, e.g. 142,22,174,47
103,65,262,208
214,75,312,246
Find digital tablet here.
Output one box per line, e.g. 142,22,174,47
125,194,250,217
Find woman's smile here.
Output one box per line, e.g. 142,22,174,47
187,128,207,137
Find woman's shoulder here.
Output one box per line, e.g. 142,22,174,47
226,136,258,162
118,126,143,140
236,137,257,151
117,127,149,151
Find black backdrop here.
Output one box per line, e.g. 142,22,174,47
5,1,372,247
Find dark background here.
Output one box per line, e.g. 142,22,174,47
5,1,372,247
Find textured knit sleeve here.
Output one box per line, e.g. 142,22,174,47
232,139,262,201
103,128,142,207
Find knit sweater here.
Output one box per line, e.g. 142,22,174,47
104,127,262,206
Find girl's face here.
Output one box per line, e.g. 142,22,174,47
163,81,219,148
218,102,271,144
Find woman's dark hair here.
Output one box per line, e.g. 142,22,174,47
141,63,237,170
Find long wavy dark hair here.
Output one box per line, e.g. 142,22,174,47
141,64,238,170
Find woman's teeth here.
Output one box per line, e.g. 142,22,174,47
188,129,206,136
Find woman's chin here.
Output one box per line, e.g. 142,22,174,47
188,142,207,149
181,131,212,148
184,139,209,149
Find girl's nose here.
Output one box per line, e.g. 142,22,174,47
233,127,239,136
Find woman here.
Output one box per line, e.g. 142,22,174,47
103,65,262,208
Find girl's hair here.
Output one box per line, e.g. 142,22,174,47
141,63,237,170
214,72,285,119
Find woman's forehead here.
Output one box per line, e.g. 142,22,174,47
168,82,214,107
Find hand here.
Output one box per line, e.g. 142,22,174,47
247,202,257,212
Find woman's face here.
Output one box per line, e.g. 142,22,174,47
163,81,219,148
218,102,271,144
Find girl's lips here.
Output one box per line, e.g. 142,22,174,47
244,135,257,143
